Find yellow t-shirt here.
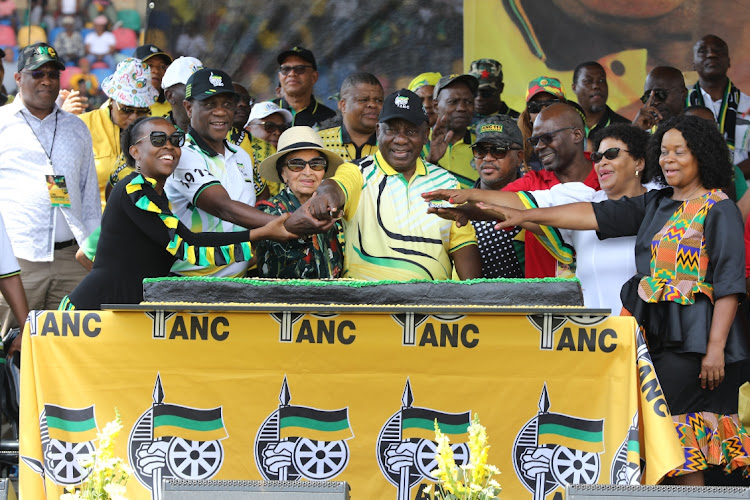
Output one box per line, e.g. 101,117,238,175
78,103,121,209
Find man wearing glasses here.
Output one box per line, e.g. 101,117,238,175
0,42,100,334
79,57,157,208
468,58,519,126
271,46,335,129
501,102,598,278
471,115,524,278
632,66,687,131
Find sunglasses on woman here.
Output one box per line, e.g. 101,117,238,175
526,99,563,114
256,121,289,134
285,157,328,172
471,144,522,159
590,147,630,163
134,131,186,148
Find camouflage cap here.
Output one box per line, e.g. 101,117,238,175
473,114,523,148
18,43,65,71
469,58,503,90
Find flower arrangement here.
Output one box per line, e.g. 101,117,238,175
60,409,132,500
423,414,501,500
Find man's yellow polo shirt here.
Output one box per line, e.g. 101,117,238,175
319,124,378,162
78,102,121,209
333,151,476,281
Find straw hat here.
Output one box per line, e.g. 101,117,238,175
101,58,159,108
258,126,344,184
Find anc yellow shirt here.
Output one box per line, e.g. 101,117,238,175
333,152,476,281
78,102,121,209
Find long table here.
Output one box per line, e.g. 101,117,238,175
19,305,683,499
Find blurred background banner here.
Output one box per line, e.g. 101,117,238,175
143,0,464,101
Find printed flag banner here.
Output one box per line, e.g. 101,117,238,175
401,407,471,441
20,310,683,499
152,404,227,441
279,406,353,441
44,404,97,443
537,412,605,453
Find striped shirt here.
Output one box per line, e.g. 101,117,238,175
164,128,256,277
333,152,477,281
319,125,378,162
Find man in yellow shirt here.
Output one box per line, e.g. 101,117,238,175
133,44,173,117
308,89,481,281
78,57,157,208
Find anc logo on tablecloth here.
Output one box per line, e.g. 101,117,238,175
376,378,472,500
512,384,604,500
127,374,228,500
21,404,98,486
255,376,354,481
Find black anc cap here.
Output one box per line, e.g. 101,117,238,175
185,68,237,101
133,44,173,64
473,114,523,148
18,43,65,72
277,46,317,70
379,89,428,126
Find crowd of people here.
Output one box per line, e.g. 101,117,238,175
0,18,748,486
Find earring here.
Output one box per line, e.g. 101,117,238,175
135,161,141,173
635,170,639,177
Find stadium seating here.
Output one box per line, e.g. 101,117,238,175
117,9,141,32
0,25,14,47
113,27,137,50
16,25,47,46
47,26,64,46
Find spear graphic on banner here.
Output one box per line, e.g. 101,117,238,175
277,376,291,481
534,384,551,500
398,378,414,500
151,374,165,500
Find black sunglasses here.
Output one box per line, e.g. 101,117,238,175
472,144,522,159
115,101,151,117
640,88,679,104
591,147,630,163
23,69,61,80
285,157,328,172
477,88,497,98
526,99,562,114
256,121,289,134
279,64,313,76
526,126,576,147
134,131,186,148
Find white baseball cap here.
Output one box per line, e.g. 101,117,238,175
161,56,203,89
246,101,293,128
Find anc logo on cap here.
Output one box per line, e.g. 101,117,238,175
395,95,409,109
209,72,223,87
479,124,503,133
539,79,548,86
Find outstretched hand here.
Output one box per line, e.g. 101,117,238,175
425,115,454,164
476,202,526,230
422,189,474,205
257,213,299,241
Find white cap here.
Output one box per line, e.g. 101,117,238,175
161,56,203,89
246,101,293,128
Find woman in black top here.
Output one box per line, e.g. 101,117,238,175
61,117,291,309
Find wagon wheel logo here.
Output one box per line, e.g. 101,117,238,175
128,374,227,500
36,404,97,486
376,378,471,500
512,384,604,500
610,412,642,485
254,376,353,481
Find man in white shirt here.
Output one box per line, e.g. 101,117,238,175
0,43,100,326
84,15,115,68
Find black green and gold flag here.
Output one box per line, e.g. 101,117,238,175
537,412,604,453
401,408,470,441
279,406,353,441
45,404,97,442
626,426,641,465
153,404,227,441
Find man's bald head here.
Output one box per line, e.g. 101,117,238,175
643,66,687,121
531,102,587,173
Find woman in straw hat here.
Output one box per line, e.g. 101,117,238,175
257,126,345,278
79,57,158,209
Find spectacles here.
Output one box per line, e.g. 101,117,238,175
591,147,629,163
640,88,680,104
526,126,577,147
285,157,328,172
477,88,497,98
255,121,288,134
527,99,562,114
472,144,522,159
134,130,186,148
115,101,151,117
279,64,313,76
23,69,61,80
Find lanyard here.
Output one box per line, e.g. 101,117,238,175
21,109,58,166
